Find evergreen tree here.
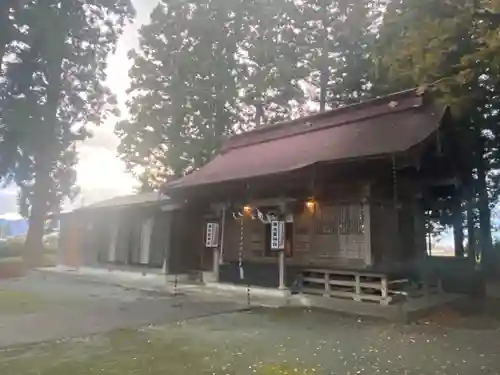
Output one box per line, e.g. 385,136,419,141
235,0,306,127
117,0,383,186
293,0,378,111
376,0,500,272
0,0,134,264
117,0,265,184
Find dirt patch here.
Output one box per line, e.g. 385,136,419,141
417,297,500,330
0,259,25,280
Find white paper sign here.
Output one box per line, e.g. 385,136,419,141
205,222,220,248
270,221,285,250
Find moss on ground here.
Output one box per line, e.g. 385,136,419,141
0,290,49,315
0,327,318,375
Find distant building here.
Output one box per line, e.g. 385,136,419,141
0,218,29,238
57,192,195,275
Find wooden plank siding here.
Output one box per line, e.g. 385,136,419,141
169,208,203,273
219,201,369,269
218,202,423,272
59,206,182,272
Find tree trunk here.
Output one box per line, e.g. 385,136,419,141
318,22,329,112
255,102,264,127
23,166,51,266
453,197,465,257
23,2,64,266
319,63,328,112
467,198,476,261
476,152,495,276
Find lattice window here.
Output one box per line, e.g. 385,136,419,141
317,204,364,235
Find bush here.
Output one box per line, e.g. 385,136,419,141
43,232,59,253
0,237,25,259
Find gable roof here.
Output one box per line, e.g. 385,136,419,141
166,89,447,191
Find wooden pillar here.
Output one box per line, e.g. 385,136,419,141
278,250,286,290
361,183,372,267
161,212,173,274
219,205,226,264
381,277,389,305
108,222,118,263
354,274,361,301
324,272,330,296
426,214,432,256
363,201,372,266
140,216,154,265
213,248,220,282
413,199,427,260
162,258,167,274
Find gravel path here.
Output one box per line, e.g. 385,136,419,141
144,307,500,375
0,272,245,347
1,272,500,374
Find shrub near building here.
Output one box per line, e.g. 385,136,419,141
0,241,26,279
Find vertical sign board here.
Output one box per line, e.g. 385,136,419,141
270,221,285,250
205,222,220,248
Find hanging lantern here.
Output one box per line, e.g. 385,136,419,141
305,198,316,213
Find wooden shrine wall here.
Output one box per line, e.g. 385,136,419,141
220,202,368,268
215,173,426,270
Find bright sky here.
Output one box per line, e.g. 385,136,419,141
74,0,160,200
0,0,160,215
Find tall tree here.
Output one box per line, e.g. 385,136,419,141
0,0,32,69
117,0,383,187
292,0,378,111
236,0,306,127
0,0,31,179
0,0,134,264
117,0,253,184
376,0,500,273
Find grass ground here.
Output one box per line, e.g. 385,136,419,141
0,290,49,315
0,324,315,375
0,307,499,375
1,272,500,375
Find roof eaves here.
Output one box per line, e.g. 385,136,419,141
222,89,423,153
74,195,170,212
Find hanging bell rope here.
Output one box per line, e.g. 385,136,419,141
238,212,245,280
392,154,398,209
230,207,246,280
392,155,399,239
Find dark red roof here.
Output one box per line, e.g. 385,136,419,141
166,90,447,190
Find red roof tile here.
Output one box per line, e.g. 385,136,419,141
166,90,447,190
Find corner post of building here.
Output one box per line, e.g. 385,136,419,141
219,203,226,265
140,216,154,265
278,201,288,290
279,250,286,290
213,246,220,283
362,183,373,267
212,203,226,283
108,217,119,264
